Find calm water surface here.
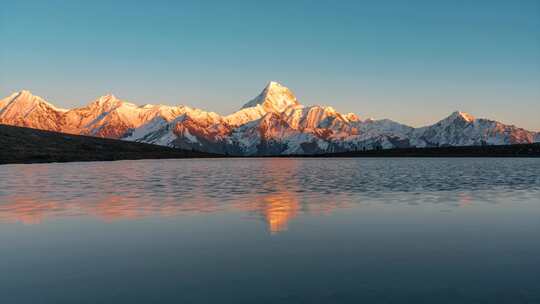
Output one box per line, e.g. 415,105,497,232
1,158,539,303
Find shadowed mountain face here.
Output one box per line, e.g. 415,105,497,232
1,82,538,155
0,124,214,164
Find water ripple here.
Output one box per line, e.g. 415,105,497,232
1,158,539,232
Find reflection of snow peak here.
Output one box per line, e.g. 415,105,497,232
0,159,351,233
239,193,300,234
264,195,299,234
1,82,538,155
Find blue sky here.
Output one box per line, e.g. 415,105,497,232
1,0,539,130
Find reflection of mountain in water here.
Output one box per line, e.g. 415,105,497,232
0,190,347,235
0,195,222,225
238,193,300,234
264,195,299,234
0,192,305,234
0,199,60,225
2,159,539,231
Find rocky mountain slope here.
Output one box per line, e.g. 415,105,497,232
1,82,538,155
0,124,214,164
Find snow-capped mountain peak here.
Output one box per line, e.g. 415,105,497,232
0,90,67,131
100,93,117,100
14,90,36,100
3,90,67,113
15,90,34,100
445,111,475,123
91,94,124,108
344,113,360,122
0,92,22,111
241,81,300,112
1,83,538,155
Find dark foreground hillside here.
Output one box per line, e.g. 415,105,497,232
0,124,216,164
311,143,540,158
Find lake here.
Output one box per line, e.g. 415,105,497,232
1,158,539,303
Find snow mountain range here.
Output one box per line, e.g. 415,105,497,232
1,82,538,155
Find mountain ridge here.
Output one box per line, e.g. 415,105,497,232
1,82,538,155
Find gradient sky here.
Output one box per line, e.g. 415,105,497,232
1,0,539,130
